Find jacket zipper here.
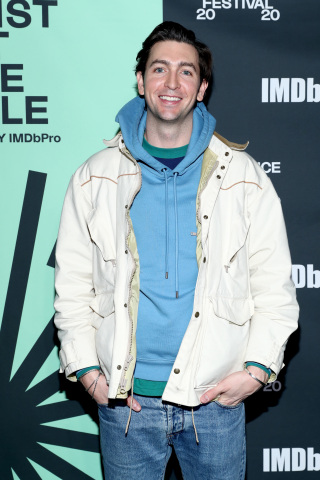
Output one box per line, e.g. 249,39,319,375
196,160,219,230
118,145,142,394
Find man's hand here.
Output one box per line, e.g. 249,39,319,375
80,370,141,411
126,394,142,412
200,366,268,406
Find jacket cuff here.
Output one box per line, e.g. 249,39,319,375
76,366,100,380
245,361,272,379
59,336,99,382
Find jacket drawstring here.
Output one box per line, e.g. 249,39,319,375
191,407,199,444
125,377,134,436
173,172,179,298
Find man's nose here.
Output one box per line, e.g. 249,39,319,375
164,71,180,90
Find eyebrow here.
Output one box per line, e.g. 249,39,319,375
149,59,197,72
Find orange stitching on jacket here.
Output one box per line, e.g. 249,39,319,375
81,176,118,186
117,172,140,179
221,181,262,190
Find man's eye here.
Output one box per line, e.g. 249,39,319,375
155,67,164,73
182,70,192,76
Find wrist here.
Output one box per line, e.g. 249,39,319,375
80,370,105,400
245,366,268,385
245,361,271,378
79,369,102,388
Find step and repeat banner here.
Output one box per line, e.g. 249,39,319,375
1,1,319,479
162,1,320,479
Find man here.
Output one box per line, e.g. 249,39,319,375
54,21,298,479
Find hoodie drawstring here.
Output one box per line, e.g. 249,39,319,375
173,172,179,299
162,168,169,280
162,169,179,299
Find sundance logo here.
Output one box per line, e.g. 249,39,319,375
292,265,320,289
262,78,320,103
196,0,280,21
257,161,280,174
263,448,320,472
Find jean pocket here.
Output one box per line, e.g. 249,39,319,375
214,400,243,410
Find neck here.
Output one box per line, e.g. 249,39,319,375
144,113,193,148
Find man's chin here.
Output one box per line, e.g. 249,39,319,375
154,110,190,124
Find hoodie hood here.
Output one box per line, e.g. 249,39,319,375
115,96,216,175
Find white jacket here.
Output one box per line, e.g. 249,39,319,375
54,131,299,407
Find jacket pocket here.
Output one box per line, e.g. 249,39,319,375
87,208,116,293
87,208,116,261
90,292,115,323
194,297,251,391
90,293,115,378
210,296,254,326
215,214,251,301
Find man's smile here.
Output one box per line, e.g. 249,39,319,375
159,95,182,102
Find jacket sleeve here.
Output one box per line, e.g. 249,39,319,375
244,174,299,380
54,172,99,381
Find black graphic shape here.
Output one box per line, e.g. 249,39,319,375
0,171,100,479
1,170,47,375
47,241,56,268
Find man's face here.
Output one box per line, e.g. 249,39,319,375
137,40,208,126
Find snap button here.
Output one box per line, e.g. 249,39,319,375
195,312,200,318
124,303,127,308
174,368,180,374
225,151,229,156
217,175,221,179
117,365,122,370
221,165,225,170
203,215,208,219
125,205,128,209
125,250,128,254
203,257,206,263
120,389,126,394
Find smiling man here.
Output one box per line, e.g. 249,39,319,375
54,22,298,479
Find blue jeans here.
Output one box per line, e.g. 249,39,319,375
98,395,246,480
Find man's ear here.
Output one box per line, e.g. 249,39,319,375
197,79,208,102
136,71,144,96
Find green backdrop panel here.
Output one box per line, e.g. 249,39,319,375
1,1,162,478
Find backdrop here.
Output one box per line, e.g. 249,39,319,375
1,1,319,479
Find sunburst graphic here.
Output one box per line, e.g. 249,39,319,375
0,171,101,479
1,170,183,480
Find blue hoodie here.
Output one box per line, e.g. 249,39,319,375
116,96,216,382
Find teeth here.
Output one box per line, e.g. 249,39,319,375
160,96,181,101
